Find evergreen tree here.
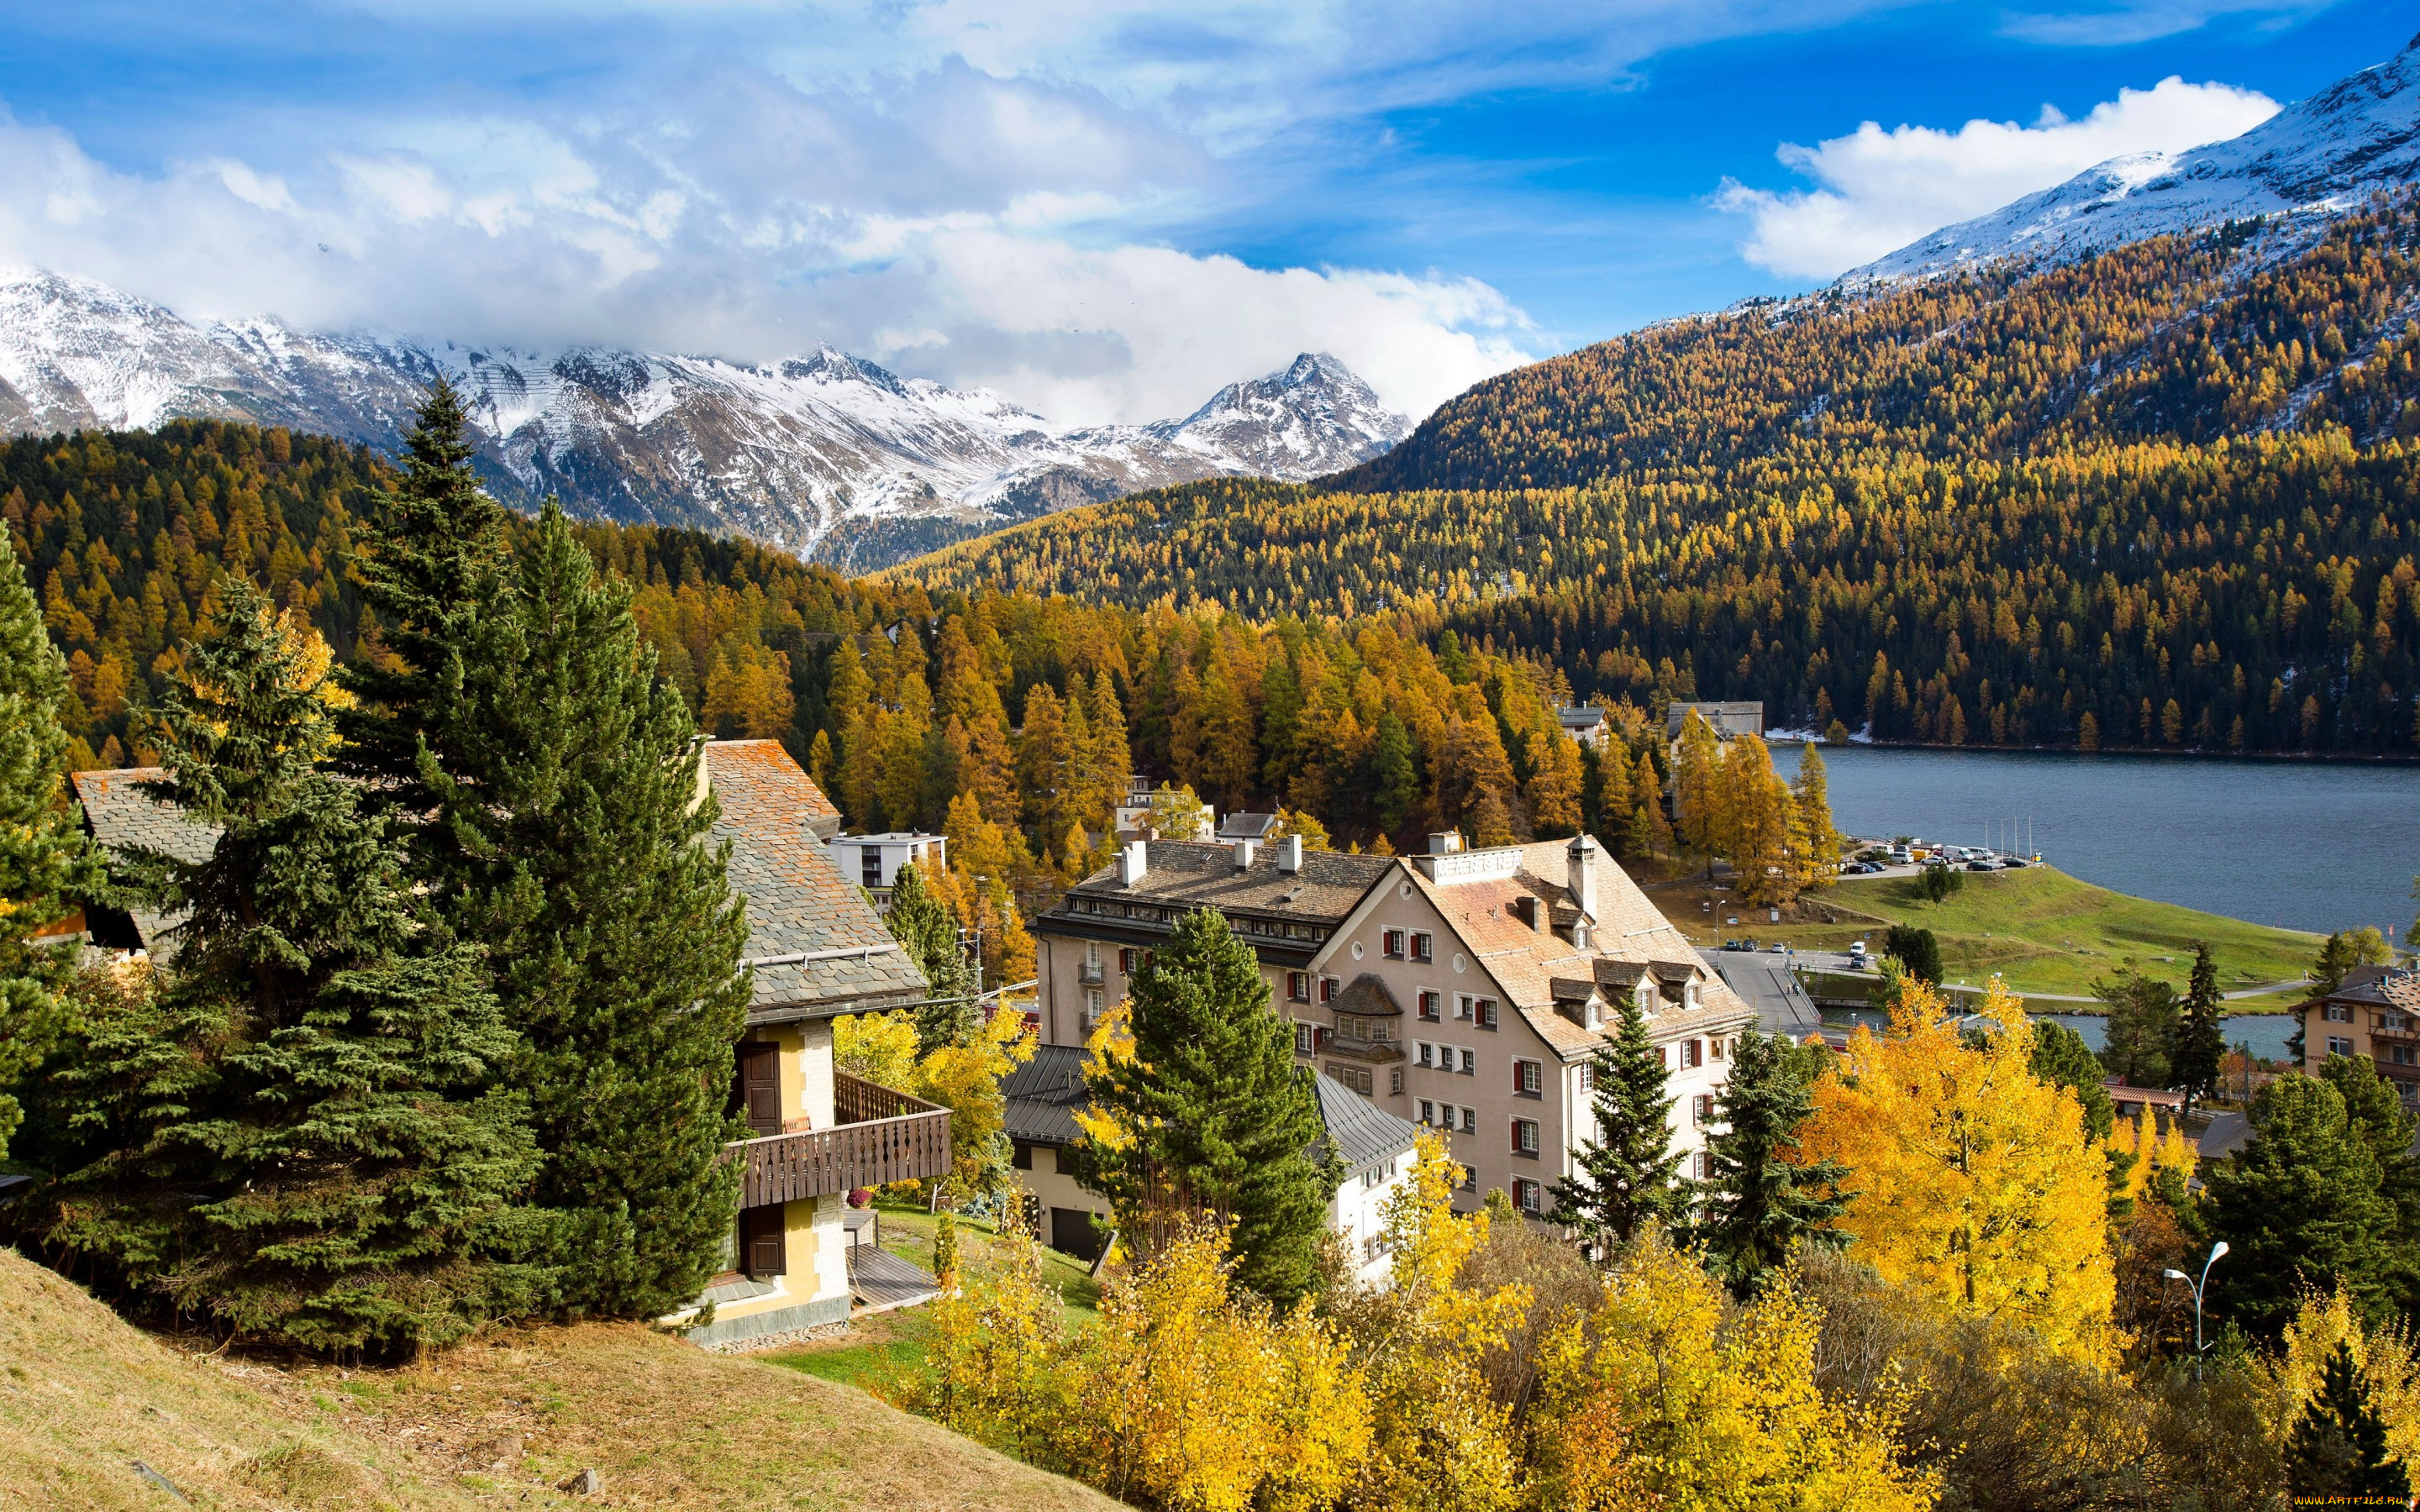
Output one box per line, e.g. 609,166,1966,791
1370,711,1418,837
2173,942,2227,1114
2286,1341,2411,1498
890,862,974,1053
1691,1027,1849,1290
1073,908,1331,1305
2031,1019,2118,1142
417,504,752,1319
1551,994,1686,1249
2095,970,2180,1087
1883,924,1942,986
44,581,539,1354
0,545,99,1158
2206,1073,2396,1336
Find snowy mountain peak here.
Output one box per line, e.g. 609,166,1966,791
1855,32,2420,281
0,270,1410,569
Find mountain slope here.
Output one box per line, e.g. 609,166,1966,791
0,268,1406,568
1861,29,2420,281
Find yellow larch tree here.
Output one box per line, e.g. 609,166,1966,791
1796,974,2119,1366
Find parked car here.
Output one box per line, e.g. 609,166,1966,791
1965,858,1996,872
1849,941,1868,964
2002,857,2031,869
1769,942,1789,953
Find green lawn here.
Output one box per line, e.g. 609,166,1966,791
1704,866,2321,1011
765,1200,1103,1394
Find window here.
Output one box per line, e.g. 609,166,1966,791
1437,1101,1455,1128
1118,948,1152,974
1363,1163,1387,1189
1461,1107,1478,1135
1411,932,1434,963
1513,1178,1543,1215
1320,976,1340,1003
1390,1068,1404,1096
2325,1003,2354,1023
2329,1036,2356,1058
2394,1046,2417,1067
1475,997,1499,1031
860,849,881,887
1579,1062,1595,1092
1418,1099,1435,1124
1011,1140,1034,1171
1693,1094,1716,1126
1710,1036,1725,1061
1086,940,1101,966
1326,1063,1375,1096
1691,1151,1709,1179
1287,971,1312,1003
1513,1059,1543,1098
1083,987,1103,1026
1418,990,1442,1021
1460,1047,1477,1076
1656,1044,1670,1069
1455,995,1474,1021
1383,929,1406,958
1681,1038,1704,1069
1295,1022,1313,1056
1364,1235,1388,1261
1459,1164,1479,1192
1512,1117,1539,1157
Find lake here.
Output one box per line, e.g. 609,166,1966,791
1777,744,2420,937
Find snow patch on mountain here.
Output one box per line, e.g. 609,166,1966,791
1856,32,2420,281
0,269,1409,567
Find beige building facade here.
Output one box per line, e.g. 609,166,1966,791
1035,832,1755,1221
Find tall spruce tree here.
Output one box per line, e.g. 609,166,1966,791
2205,1073,2396,1336
1551,994,1686,1249
45,581,539,1354
2173,942,2227,1114
2286,1341,2412,1498
889,862,975,1053
0,546,99,1158
1691,1027,1849,1290
1073,907,1331,1305
418,504,752,1318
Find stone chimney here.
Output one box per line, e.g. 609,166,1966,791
1427,832,1465,855
1233,838,1258,870
1118,840,1150,885
1278,833,1303,873
1567,834,1600,920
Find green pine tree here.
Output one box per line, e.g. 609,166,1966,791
889,862,974,1053
0,545,100,1158
421,503,753,1319
2205,1073,2397,1336
1072,907,1332,1305
2286,1341,2411,1498
1691,1027,1849,1290
1551,994,1686,1249
1370,711,1418,837
1883,924,1941,986
43,580,539,1355
2094,969,2179,1087
2173,942,2227,1114
2031,1018,2118,1142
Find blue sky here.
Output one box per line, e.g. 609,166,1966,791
0,1,2405,422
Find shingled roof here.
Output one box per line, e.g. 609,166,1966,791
702,741,925,1021
1044,840,1396,967
71,768,218,952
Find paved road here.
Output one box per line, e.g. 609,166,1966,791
1703,947,1828,1039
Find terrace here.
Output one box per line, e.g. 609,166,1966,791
731,1073,952,1207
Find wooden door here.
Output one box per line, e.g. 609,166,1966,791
733,1041,781,1136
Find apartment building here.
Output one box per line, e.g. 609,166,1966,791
1035,832,1754,1220
2298,963,2420,1105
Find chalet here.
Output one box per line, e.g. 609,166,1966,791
1034,831,1754,1221
2296,963,2420,1106
1555,706,1610,748
1002,1043,1418,1283
74,743,953,1347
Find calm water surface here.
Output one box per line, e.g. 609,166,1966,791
1779,744,2420,937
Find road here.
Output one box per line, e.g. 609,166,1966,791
1703,947,1829,1040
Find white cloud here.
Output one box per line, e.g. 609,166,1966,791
1717,76,2279,279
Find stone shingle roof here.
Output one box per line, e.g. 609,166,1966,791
71,768,218,951
1332,972,1403,1017
702,741,926,1021
2303,963,2420,1014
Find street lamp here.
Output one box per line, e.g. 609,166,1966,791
2162,1239,2230,1379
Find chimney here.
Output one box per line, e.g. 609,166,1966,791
1233,838,1257,870
1427,832,1464,855
1277,834,1303,874
1510,895,1539,931
1567,835,1600,921
1118,840,1150,886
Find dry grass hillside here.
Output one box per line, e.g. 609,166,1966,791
0,1247,1120,1510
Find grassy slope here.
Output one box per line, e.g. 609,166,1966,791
1660,865,2319,1010
0,1247,1118,1511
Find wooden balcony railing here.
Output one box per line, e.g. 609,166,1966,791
732,1074,952,1208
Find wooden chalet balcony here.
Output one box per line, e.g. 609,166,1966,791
2371,1017,2420,1045
732,1073,952,1208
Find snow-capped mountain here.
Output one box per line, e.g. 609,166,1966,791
0,267,1408,568
1858,30,2420,281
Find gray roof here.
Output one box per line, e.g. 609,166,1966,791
1007,1042,1418,1179
1002,1043,1090,1147
702,742,928,1021
1313,1076,1419,1173
1044,841,1395,964
1216,812,1282,840
71,768,218,951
